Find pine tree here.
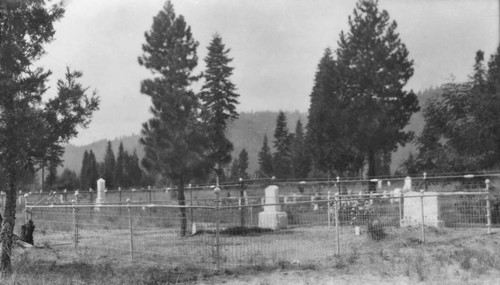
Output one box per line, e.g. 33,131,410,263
45,160,57,190
291,120,310,179
335,0,419,189
200,34,239,180
0,1,99,274
258,135,273,178
230,158,240,180
306,49,363,178
273,111,292,179
80,151,89,189
56,169,79,190
103,141,116,189
88,151,99,190
114,142,125,188
139,1,205,236
126,150,143,187
238,149,249,179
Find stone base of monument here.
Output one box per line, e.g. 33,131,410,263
400,217,445,228
258,211,288,230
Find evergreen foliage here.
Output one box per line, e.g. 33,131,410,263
291,120,310,179
230,158,240,180
306,0,418,183
306,49,363,178
103,141,116,188
273,111,293,179
56,168,79,190
80,151,89,189
405,46,500,173
257,135,273,178
335,0,419,185
88,151,99,190
200,34,239,180
238,149,249,179
138,1,204,236
114,142,125,188
0,0,99,275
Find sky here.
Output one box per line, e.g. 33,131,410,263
36,0,499,146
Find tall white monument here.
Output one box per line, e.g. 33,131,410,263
95,178,106,206
258,185,288,230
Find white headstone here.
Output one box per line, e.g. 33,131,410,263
402,176,412,192
263,185,280,212
377,180,383,189
400,191,444,227
391,188,402,204
258,185,288,230
95,178,106,206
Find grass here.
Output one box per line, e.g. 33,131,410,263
3,225,500,284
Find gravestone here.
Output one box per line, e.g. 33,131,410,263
401,191,444,227
95,178,106,206
258,185,288,230
402,176,412,192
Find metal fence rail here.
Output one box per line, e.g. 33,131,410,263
27,190,497,272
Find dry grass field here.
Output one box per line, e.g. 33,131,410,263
4,223,500,284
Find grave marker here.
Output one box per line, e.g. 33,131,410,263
258,185,288,230
401,191,444,227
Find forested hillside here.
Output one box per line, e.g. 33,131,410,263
61,90,438,178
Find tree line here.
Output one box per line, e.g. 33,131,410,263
45,141,153,191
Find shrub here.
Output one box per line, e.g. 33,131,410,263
367,218,386,241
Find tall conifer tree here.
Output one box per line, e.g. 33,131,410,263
273,111,292,179
291,120,310,179
114,142,125,188
238,149,249,179
200,34,239,181
103,141,116,189
139,1,204,236
80,151,89,189
258,135,273,178
336,0,418,188
0,1,99,274
88,150,99,190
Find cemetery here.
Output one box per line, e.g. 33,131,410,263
19,174,495,276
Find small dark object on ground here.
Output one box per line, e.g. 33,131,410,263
190,226,273,237
221,226,274,236
367,218,386,241
19,219,35,245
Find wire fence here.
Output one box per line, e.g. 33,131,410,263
26,182,498,272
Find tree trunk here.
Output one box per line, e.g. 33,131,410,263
177,177,187,237
0,176,18,277
367,149,376,193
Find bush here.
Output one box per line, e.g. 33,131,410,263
367,218,386,241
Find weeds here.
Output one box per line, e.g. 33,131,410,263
453,247,499,275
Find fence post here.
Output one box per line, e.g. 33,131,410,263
127,199,134,261
24,194,29,223
72,199,78,251
336,176,341,194
420,190,425,243
239,178,246,227
423,172,427,192
327,190,331,229
486,179,492,234
118,187,122,215
214,186,221,272
335,195,340,256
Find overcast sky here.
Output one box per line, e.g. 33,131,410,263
36,0,499,146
